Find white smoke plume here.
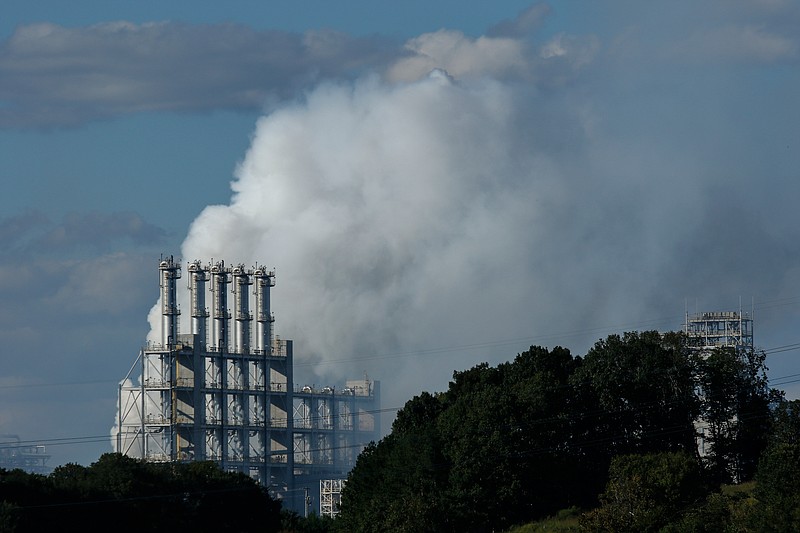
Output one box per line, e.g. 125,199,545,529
166,68,667,410
149,11,800,415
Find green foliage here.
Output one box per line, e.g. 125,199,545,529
663,487,756,533
0,500,20,533
573,331,700,456
579,451,707,532
743,399,800,531
336,331,784,532
0,454,281,532
509,507,582,532
696,346,778,483
281,509,335,532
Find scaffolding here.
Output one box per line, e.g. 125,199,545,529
684,310,753,352
320,479,345,517
115,258,380,515
684,309,754,468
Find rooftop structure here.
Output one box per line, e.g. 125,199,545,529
115,257,379,514
684,310,753,352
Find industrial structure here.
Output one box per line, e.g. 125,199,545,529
116,257,380,513
0,435,50,474
684,310,753,353
683,308,754,462
320,478,345,518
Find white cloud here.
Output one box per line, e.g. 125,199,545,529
672,24,797,64
0,21,399,127
387,30,530,82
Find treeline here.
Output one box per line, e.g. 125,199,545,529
3,331,797,532
0,453,282,532
336,331,798,532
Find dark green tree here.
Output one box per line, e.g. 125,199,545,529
570,331,700,485
337,392,452,532
580,451,707,532
339,346,583,532
696,346,778,482
438,346,581,528
0,454,281,532
742,399,800,531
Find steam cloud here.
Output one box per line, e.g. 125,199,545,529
152,11,800,414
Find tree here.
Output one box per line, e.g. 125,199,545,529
339,346,585,531
570,331,700,486
743,399,800,531
0,455,281,532
337,393,452,533
580,451,707,532
696,346,778,482
438,346,583,527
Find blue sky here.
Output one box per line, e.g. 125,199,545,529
1,1,799,467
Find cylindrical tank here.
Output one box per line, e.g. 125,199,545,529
210,261,229,352
159,257,181,348
253,267,275,354
232,265,252,354
187,260,208,349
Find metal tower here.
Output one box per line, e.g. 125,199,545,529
116,258,380,514
684,310,753,352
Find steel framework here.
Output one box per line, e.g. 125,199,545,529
684,310,753,352
116,257,379,514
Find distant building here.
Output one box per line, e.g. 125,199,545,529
0,434,51,474
684,309,753,464
115,258,380,514
684,310,753,353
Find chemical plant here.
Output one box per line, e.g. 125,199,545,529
115,257,380,515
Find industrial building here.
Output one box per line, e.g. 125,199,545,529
684,310,753,353
115,257,380,514
683,308,754,463
0,435,50,474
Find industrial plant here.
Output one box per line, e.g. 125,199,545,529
115,257,380,515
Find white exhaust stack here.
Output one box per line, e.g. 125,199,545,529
187,260,208,349
159,257,181,348
210,261,229,352
232,264,252,354
253,266,275,354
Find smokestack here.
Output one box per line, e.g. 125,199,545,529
210,261,229,352
232,264,252,354
253,267,275,354
187,260,208,350
159,257,181,348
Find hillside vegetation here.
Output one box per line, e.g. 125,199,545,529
336,331,800,532
3,331,799,532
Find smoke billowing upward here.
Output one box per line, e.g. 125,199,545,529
157,9,800,414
